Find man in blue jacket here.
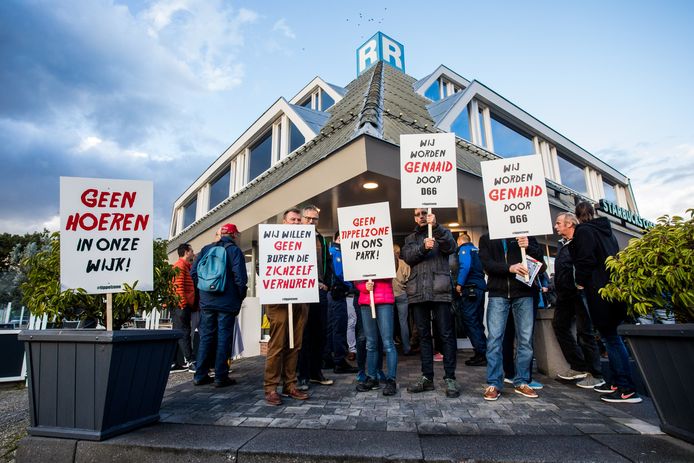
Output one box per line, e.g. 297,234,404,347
328,231,358,374
454,232,487,367
191,223,248,388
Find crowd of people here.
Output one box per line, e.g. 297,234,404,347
170,201,642,407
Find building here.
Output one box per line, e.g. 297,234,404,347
167,33,651,354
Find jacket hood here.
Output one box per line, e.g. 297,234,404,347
581,217,613,238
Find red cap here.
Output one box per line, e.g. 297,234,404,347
220,223,239,235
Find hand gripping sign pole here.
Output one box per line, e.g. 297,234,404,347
520,247,529,283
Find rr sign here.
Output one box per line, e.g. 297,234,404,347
356,32,405,76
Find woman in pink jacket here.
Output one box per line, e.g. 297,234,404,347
355,279,398,396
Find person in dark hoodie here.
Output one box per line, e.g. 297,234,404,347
569,201,641,403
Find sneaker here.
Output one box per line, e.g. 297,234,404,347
576,374,606,389
503,377,513,385
514,384,539,398
170,363,187,373
193,375,214,386
407,376,434,393
186,361,197,373
528,380,544,390
594,383,618,394
356,377,381,392
333,361,359,374
444,378,460,398
214,376,237,388
433,352,444,362
310,374,334,386
483,385,500,401
600,389,643,404
465,354,487,366
557,369,588,381
296,379,310,391
383,379,397,396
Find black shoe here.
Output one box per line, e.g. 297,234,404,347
600,388,643,403
214,376,237,388
383,379,397,396
465,354,487,366
356,377,381,392
407,376,434,393
193,375,214,386
170,363,187,373
333,361,359,374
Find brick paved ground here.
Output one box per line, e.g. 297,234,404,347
160,351,662,437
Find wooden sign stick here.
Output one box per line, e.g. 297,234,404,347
427,208,433,239
368,279,376,319
288,303,294,349
106,293,113,331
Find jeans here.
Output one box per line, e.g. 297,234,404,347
486,297,534,389
552,294,602,376
360,304,398,380
457,288,487,354
172,306,193,365
355,296,382,375
412,302,457,380
195,309,235,382
328,294,348,363
346,296,357,353
299,289,328,380
394,294,411,354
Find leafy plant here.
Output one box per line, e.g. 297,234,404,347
600,209,694,323
21,232,180,329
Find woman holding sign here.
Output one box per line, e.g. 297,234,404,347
354,279,398,396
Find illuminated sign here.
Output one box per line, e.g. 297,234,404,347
598,199,654,229
356,32,405,76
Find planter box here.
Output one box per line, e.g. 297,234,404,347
0,329,26,382
618,323,694,444
18,329,181,441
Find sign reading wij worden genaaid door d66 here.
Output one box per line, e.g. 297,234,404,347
400,133,458,209
60,177,153,294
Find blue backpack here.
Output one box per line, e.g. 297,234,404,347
196,243,232,292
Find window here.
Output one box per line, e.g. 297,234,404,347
182,196,197,228
209,169,230,209
557,154,587,195
489,113,534,157
299,98,312,109
289,121,305,153
424,79,441,101
451,106,470,141
603,180,618,203
249,131,272,181
320,90,335,111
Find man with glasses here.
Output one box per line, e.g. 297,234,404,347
402,209,460,398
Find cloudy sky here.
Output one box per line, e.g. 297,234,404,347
1,0,692,237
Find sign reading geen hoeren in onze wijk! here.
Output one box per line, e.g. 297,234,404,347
400,133,458,209
481,155,553,239
258,224,319,305
337,201,396,282
60,177,153,294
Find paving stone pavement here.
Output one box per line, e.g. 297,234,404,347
160,350,663,437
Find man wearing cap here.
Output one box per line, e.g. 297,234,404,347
171,243,197,372
263,208,310,405
191,223,248,388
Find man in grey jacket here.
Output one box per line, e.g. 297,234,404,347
401,209,459,397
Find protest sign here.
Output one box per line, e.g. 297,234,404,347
258,224,319,305
400,133,458,209
337,202,396,281
481,155,553,240
60,177,153,295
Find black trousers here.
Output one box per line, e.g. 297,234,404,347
172,306,193,365
298,289,328,380
552,294,602,377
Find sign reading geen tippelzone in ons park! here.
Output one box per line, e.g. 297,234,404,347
258,224,319,305
400,132,458,209
337,201,396,282
60,177,153,294
481,155,553,240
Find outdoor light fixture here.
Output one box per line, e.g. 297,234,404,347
363,182,379,189
448,222,460,227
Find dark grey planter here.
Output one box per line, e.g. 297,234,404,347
18,329,182,441
618,323,694,444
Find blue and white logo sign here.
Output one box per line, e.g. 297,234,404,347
356,32,405,76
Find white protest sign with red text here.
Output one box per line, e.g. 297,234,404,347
400,133,458,208
337,202,395,281
258,224,319,304
60,177,153,294
481,155,553,239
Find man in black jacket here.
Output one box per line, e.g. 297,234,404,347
402,209,459,398
552,212,604,388
569,202,641,403
479,234,543,401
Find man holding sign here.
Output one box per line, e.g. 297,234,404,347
401,209,459,398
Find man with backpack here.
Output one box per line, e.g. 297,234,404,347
191,223,248,388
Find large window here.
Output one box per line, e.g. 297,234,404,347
424,79,440,101
320,90,335,111
557,154,587,195
451,106,470,141
289,121,305,153
489,113,534,157
209,169,230,209
603,180,618,203
249,131,272,181
182,196,197,229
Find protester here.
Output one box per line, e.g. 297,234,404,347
402,209,460,398
263,208,310,405
328,231,358,374
392,244,412,356
570,202,641,403
191,223,248,388
171,243,196,372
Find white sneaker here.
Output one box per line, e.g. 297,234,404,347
577,373,605,389
557,369,588,381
